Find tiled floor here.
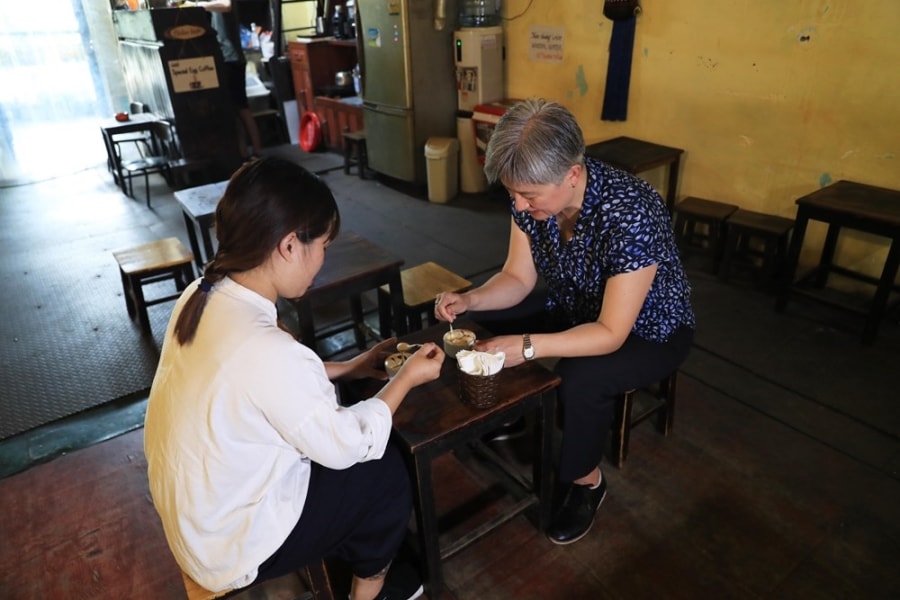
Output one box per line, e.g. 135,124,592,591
1,144,899,599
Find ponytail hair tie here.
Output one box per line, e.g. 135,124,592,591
198,278,213,293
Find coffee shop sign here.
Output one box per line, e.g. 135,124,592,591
168,57,219,93
528,26,564,63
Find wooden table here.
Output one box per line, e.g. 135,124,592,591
173,180,228,270
173,180,406,349
585,136,684,213
775,179,900,344
99,113,162,194
343,321,561,598
288,231,407,351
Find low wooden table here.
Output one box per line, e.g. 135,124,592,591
288,231,407,351
775,179,900,344
585,136,684,213
173,180,228,271
344,321,561,598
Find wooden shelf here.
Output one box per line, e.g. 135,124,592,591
287,38,362,149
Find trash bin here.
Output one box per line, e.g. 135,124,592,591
424,137,459,203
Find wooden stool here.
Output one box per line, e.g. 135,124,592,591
342,130,368,179
718,209,794,287
672,196,739,270
610,370,678,468
585,136,685,212
180,560,334,600
112,237,194,337
377,262,472,332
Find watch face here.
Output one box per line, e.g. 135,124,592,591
523,335,535,359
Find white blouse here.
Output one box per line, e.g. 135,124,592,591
144,277,392,592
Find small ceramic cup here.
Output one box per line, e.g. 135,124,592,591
384,352,410,378
443,328,476,358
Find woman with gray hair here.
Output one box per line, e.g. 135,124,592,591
435,98,695,545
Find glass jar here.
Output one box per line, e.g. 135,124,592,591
459,0,501,28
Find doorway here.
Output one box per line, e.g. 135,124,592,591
0,0,125,187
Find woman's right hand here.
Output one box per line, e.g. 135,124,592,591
396,342,444,386
434,292,469,323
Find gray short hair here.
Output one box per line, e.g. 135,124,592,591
483,98,585,186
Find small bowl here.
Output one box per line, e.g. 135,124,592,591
384,352,410,378
443,329,476,358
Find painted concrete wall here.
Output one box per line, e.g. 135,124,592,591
501,0,899,278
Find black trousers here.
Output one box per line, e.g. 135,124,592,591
254,441,412,583
468,292,693,483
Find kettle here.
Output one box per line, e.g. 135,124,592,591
335,70,353,87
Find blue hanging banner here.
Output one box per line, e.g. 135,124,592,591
601,1,640,121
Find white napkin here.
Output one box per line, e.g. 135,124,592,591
456,349,506,376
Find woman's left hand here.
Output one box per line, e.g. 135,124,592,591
338,337,398,381
474,335,527,368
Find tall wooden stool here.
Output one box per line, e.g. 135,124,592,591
342,130,368,179
112,237,194,337
377,262,472,332
610,370,678,468
672,196,739,271
180,560,334,600
718,209,794,287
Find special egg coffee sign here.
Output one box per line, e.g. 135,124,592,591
168,57,219,94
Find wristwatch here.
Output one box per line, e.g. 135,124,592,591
522,333,535,361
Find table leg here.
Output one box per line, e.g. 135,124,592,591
181,211,204,272
534,392,555,530
296,299,318,352
812,223,841,288
382,270,407,338
664,156,681,214
349,294,366,349
199,224,215,265
409,452,443,598
102,129,128,193
862,238,900,345
776,212,808,312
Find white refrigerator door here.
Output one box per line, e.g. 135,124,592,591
358,0,411,110
363,104,417,182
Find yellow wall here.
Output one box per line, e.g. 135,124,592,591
502,0,900,277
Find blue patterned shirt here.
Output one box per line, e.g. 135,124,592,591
511,157,696,342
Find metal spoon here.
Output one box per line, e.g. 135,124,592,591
396,342,422,353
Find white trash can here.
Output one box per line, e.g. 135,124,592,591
424,137,459,204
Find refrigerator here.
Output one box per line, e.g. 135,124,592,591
358,0,460,183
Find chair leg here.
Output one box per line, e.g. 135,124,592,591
303,559,336,600
119,268,136,319
656,371,677,435
611,390,635,468
176,263,194,290
129,275,152,337
343,141,352,175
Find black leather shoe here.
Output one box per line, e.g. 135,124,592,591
546,478,607,545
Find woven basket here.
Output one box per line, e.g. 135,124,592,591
458,368,500,409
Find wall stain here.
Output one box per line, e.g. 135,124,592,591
575,65,588,96
643,47,648,57
798,26,815,43
819,173,833,188
697,56,718,69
